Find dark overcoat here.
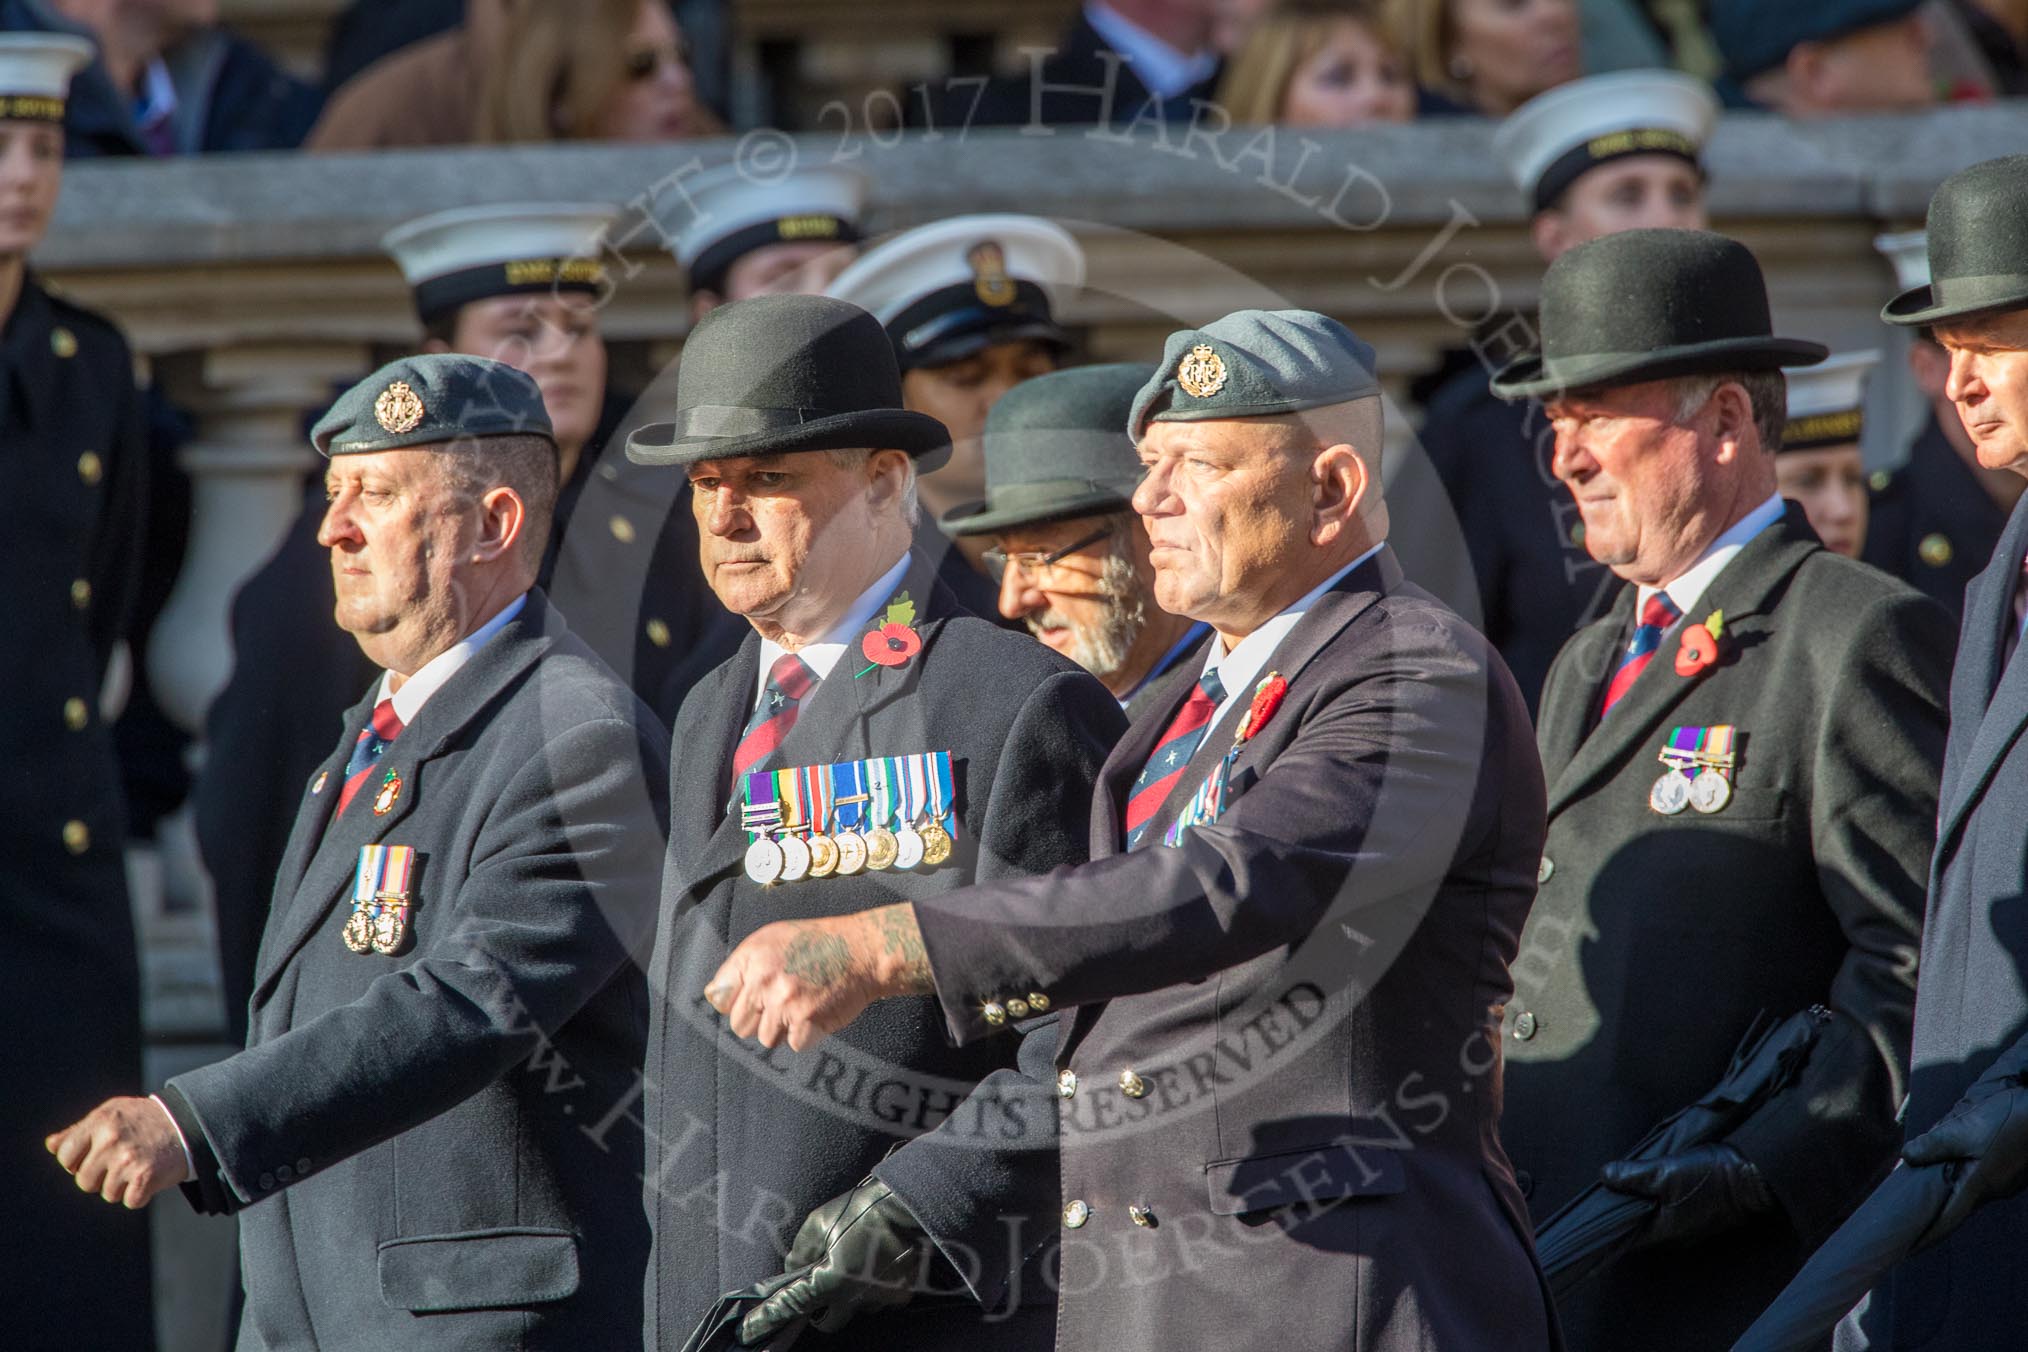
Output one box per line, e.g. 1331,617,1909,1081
163,593,669,1351
1505,506,1951,1351
641,555,1124,1350
1863,413,2012,624
879,547,1561,1352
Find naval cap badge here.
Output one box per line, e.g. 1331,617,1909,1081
374,380,426,435
1176,344,1228,399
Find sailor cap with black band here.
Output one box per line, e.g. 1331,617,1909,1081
669,163,867,298
1493,70,1720,214
381,203,620,327
826,213,1085,371
0,33,92,124
1782,350,1879,452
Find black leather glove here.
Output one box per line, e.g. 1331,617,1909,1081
1901,1067,2028,1241
1600,1142,1777,1248
739,1178,929,1345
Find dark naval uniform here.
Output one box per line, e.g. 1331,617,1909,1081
1864,412,2011,623
1,274,155,1352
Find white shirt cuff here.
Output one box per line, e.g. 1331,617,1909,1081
150,1093,196,1179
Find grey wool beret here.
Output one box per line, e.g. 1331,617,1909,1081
312,352,555,457
1128,309,1381,440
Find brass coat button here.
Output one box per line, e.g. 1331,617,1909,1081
1919,533,1954,568
609,514,636,543
1056,1069,1078,1099
1118,1069,1147,1099
1027,992,1050,1013
1870,469,1893,492
62,820,90,854
63,697,88,731
645,618,672,648
77,451,102,485
70,578,91,609
982,1001,1006,1027
1006,997,1031,1019
51,326,75,358
1513,1011,1538,1041
1062,1200,1089,1228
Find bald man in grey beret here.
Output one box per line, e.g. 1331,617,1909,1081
701,310,1558,1351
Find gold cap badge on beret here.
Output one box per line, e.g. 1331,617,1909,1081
1177,344,1228,399
374,380,426,434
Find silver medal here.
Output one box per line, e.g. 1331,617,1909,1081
777,833,812,881
893,825,926,871
1649,771,1691,816
744,836,785,884
1689,769,1732,814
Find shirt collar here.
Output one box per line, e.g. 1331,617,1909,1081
1198,542,1384,724
135,57,176,126
1083,1,1218,99
754,551,911,707
1638,493,1786,626
376,591,528,725
1116,619,1212,709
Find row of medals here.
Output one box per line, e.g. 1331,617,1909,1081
746,819,952,885
1650,763,1733,815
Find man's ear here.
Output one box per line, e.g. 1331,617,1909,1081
474,484,530,563
1531,210,1571,263
691,290,723,325
1709,381,1758,462
1310,443,1367,547
422,336,452,356
1908,339,1950,400
1782,40,1827,110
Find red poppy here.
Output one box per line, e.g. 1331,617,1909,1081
1675,623,1718,678
1238,673,1288,742
862,623,922,668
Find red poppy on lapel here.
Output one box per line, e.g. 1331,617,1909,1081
1675,610,1724,678
1237,672,1288,743
861,623,922,669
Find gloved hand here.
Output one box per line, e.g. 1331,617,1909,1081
1901,1067,2028,1241
739,1177,929,1345
1601,1142,1776,1248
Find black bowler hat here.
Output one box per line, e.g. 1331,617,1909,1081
1883,154,2028,328
1491,229,1826,402
941,363,1154,538
626,295,951,470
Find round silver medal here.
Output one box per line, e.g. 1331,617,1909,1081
1689,769,1732,815
1649,771,1691,816
893,825,926,871
833,830,869,875
744,836,785,884
777,833,812,881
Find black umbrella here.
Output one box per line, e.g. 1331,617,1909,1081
1534,1005,1833,1298
677,1268,810,1352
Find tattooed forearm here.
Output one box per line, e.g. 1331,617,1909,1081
783,929,854,987
873,904,934,994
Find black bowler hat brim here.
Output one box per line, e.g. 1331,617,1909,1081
939,479,1136,537
1491,334,1828,401
627,406,951,471
1882,277,2028,328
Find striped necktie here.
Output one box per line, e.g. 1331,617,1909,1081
732,653,816,788
1123,669,1227,849
334,699,404,816
1600,593,1682,717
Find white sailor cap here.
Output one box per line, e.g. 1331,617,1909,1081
1874,229,1930,294
0,33,92,122
1783,349,1880,451
666,163,868,294
381,202,621,324
1493,70,1720,213
825,213,1085,370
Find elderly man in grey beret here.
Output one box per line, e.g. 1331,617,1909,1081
701,309,1557,1352
49,354,669,1351
943,362,1209,716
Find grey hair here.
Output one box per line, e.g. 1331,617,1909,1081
1672,371,1788,453
827,447,921,527
434,432,560,567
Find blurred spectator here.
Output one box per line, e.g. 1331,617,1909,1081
1217,0,1416,124
1775,351,1880,560
308,0,713,150
1709,0,1938,114
1392,0,1583,115
319,0,459,97
946,1,1224,128
1212,0,1277,50
1,0,319,154
1952,0,2028,92
671,162,867,322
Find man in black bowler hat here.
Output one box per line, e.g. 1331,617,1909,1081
943,363,1209,717
1490,229,1951,1350
1824,152,2028,1351
627,294,1124,1351
49,353,669,1351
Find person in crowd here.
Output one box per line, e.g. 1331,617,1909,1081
0,32,153,1352
1417,68,1717,712
700,308,1557,1352
1953,0,2028,92
1392,0,1582,116
1214,0,1416,125
1491,229,1949,1351
1775,351,1880,560
1708,0,1937,115
49,354,670,1350
827,212,1085,603
621,294,1123,1350
943,0,1224,128
317,0,459,97
943,362,1211,714
673,162,867,323
1867,229,2023,620
307,0,714,151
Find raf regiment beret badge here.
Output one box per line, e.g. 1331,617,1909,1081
1176,344,1228,399
374,380,426,435
1129,309,1381,439
311,352,556,457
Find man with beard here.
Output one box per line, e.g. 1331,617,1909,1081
943,363,1209,715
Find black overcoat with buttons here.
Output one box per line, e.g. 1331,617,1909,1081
0,275,154,1352
640,554,1124,1351
162,593,669,1351
1503,505,1949,1351
1863,413,2012,625
875,547,1560,1352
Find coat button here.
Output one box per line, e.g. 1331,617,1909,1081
1537,856,1553,885
50,325,75,358
1027,992,1050,1013
1513,1011,1538,1041
982,1001,1006,1027
76,451,102,485
1006,997,1031,1019
70,578,91,609
1870,469,1893,492
1919,533,1954,568
258,1172,275,1191
275,1164,294,1182
645,618,671,648
1056,1069,1078,1100
62,820,90,854
1516,1169,1534,1199
1118,1069,1147,1099
1062,1200,1089,1228
1129,1205,1153,1227
609,514,636,543
296,1158,312,1173
63,697,88,731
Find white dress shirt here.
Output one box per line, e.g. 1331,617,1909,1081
1199,542,1386,728
1636,493,1786,631
751,553,911,711
1084,1,1219,99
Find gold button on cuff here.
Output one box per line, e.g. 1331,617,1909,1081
76,451,102,485
1118,1069,1147,1099
1027,992,1050,1013
1129,1205,1153,1227
982,1001,1007,1027
70,578,91,609
609,514,637,543
645,618,672,648
63,697,88,731
1006,997,1031,1019
1056,1069,1078,1099
1062,1200,1089,1229
62,820,90,854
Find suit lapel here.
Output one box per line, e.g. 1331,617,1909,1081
251,593,558,998
1938,496,2028,846
261,683,378,949
1546,508,1819,818
1536,586,1634,787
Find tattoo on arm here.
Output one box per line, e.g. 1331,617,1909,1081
875,905,934,994
783,930,854,988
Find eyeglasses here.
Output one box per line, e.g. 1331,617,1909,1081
981,524,1113,580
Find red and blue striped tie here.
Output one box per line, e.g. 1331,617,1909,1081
334,698,404,816
1123,669,1227,849
1600,593,1682,717
731,653,816,789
